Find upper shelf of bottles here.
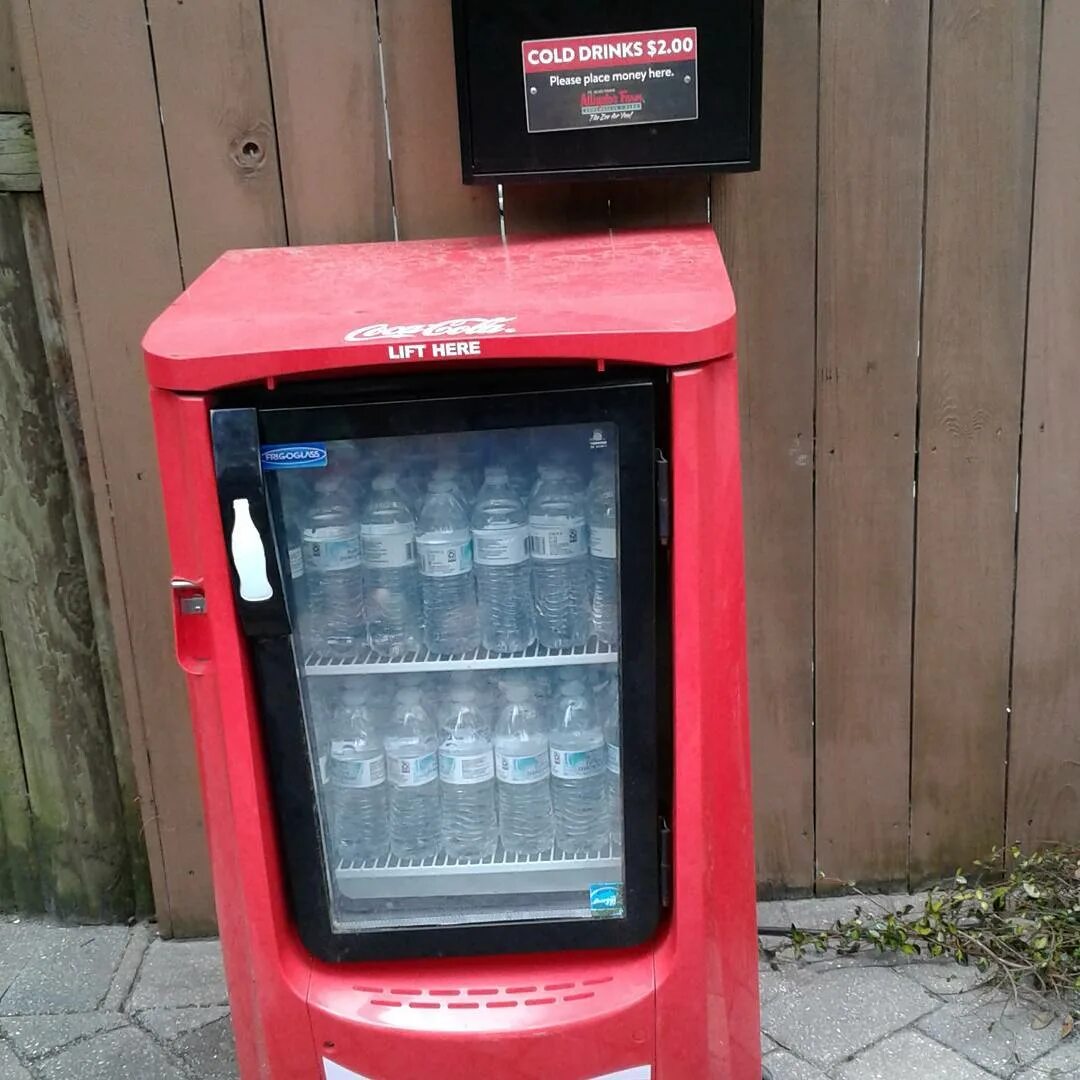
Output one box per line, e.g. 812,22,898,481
303,637,618,676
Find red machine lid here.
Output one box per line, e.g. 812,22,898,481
143,225,736,391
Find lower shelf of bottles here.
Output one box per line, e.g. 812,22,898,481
303,637,618,676
334,843,621,899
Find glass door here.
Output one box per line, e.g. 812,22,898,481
213,375,662,961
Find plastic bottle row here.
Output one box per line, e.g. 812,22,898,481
311,667,623,865
284,448,619,659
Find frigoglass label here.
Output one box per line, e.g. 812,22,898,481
260,443,328,470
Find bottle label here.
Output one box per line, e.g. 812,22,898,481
288,544,304,580
386,750,438,788
417,534,473,577
590,526,617,560
473,525,528,567
529,516,587,561
607,743,621,776
360,522,416,569
328,743,386,789
550,743,606,779
495,750,550,785
439,749,494,785
303,529,362,572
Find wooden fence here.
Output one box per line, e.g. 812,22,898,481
0,3,150,921
6,0,1079,929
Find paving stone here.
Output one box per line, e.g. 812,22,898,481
0,1012,126,1059
1013,1034,1080,1078
917,996,1069,1077
762,1048,829,1079
127,939,228,1011
759,964,819,1006
900,959,993,998
758,900,795,929
0,925,130,1015
103,923,152,1011
0,1042,30,1080
171,1014,237,1080
834,1029,997,1079
39,1025,186,1080
761,965,939,1068
137,1005,231,1041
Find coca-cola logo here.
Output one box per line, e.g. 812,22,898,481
344,317,517,342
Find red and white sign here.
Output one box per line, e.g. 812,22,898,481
522,28,697,73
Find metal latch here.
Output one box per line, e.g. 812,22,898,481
171,578,207,615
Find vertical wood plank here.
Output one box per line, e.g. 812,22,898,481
503,182,612,234
0,635,37,910
263,0,393,245
0,0,26,111
14,0,214,934
1008,0,1080,851
909,0,1040,882
379,0,499,239
20,193,153,912
608,177,709,228
146,0,286,277
713,0,819,894
0,192,130,920
815,0,929,887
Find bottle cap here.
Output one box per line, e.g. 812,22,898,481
341,686,367,705
395,688,422,706
372,473,398,492
484,465,509,482
428,479,456,494
504,682,531,703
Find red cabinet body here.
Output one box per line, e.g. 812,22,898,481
144,227,758,1079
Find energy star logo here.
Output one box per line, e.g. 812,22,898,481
589,882,623,915
260,444,328,470
343,317,517,342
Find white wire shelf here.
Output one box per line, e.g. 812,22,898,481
303,637,618,675
335,843,621,900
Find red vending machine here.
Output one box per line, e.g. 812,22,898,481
144,226,759,1080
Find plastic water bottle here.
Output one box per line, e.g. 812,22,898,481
549,679,608,854
494,683,554,856
418,481,480,654
385,688,440,860
439,687,497,860
472,466,535,653
302,477,365,654
360,474,422,658
529,467,590,649
588,459,619,646
602,703,622,854
327,685,389,864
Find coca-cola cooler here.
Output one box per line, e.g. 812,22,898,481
143,226,759,1079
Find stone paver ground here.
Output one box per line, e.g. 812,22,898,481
0,894,1075,1078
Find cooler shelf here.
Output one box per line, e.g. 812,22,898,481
303,637,618,676
335,844,620,900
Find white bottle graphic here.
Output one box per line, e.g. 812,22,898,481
230,498,273,602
